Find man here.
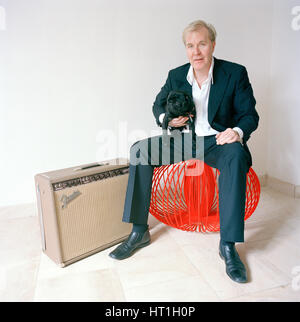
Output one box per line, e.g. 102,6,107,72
109,20,259,284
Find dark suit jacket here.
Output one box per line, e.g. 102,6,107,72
152,57,259,166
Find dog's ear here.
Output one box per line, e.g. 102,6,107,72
184,93,195,109
184,92,192,103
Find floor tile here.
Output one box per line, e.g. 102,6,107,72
34,267,125,302
124,275,220,302
114,248,199,290
180,242,290,300
225,284,300,302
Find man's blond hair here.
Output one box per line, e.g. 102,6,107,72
182,20,217,44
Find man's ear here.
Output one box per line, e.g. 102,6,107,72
212,41,216,52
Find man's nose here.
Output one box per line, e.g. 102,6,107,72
193,45,201,55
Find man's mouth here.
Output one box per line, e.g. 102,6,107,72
194,58,204,62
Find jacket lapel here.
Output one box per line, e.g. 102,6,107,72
208,57,231,124
172,64,193,96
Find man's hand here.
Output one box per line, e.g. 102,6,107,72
216,128,240,145
168,115,193,128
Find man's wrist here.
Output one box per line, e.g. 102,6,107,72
232,127,244,144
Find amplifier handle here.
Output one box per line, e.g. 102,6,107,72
73,163,109,171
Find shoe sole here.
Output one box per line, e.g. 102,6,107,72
109,240,151,260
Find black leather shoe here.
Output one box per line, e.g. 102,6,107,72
109,230,150,260
219,242,248,283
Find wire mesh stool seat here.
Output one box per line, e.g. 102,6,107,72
149,159,260,232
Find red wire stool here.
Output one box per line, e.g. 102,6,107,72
149,159,260,232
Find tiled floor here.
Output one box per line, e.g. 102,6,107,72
0,186,300,302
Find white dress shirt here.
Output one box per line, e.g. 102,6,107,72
159,58,243,141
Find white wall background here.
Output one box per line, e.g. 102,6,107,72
0,0,299,207
268,0,300,186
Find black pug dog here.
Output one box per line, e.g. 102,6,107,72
162,90,196,132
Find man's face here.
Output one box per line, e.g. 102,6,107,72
185,28,215,73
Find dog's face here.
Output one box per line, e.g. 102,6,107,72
161,90,196,131
166,91,195,117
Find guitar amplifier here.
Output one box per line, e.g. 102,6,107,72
34,158,132,267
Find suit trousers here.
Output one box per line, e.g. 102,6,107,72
122,131,251,242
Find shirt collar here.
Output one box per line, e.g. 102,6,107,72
186,57,214,86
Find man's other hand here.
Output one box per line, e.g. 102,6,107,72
216,128,240,145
